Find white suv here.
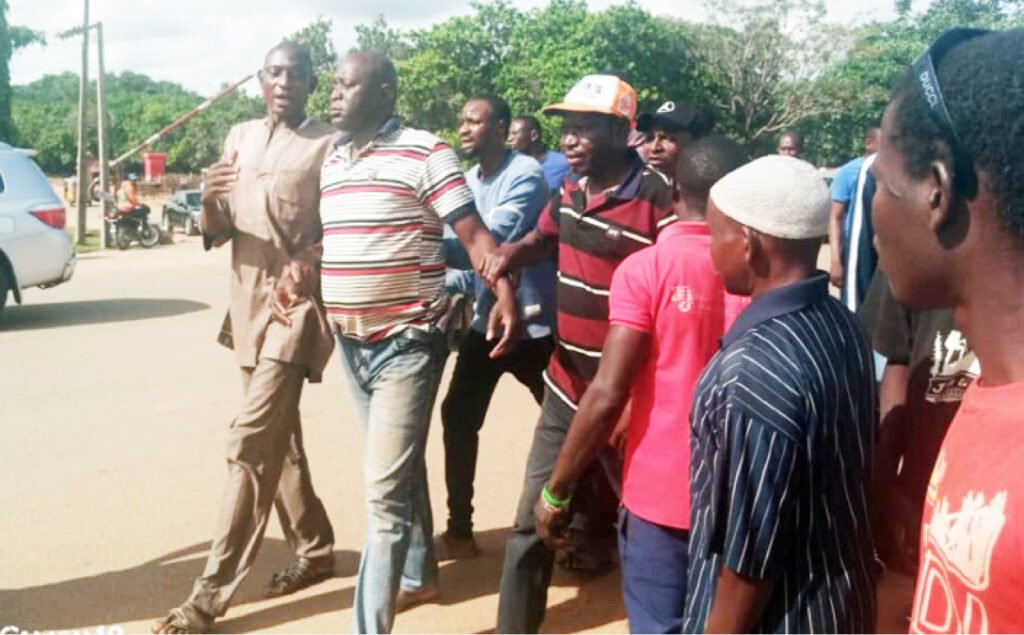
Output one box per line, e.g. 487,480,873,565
0,143,76,316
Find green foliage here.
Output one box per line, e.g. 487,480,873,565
364,0,723,153
693,0,847,152
802,0,1024,166
12,71,261,174
11,0,1024,174
344,0,1023,164
0,1,11,143
9,25,44,50
0,0,45,143
354,16,411,60
287,17,338,121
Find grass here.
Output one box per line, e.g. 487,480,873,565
66,227,103,254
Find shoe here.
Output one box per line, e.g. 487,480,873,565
264,558,334,598
151,603,213,634
435,531,480,560
395,584,441,612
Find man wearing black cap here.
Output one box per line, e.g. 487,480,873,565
636,101,715,182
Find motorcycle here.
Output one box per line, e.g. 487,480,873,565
107,206,160,250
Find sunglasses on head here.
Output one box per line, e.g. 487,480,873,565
910,27,991,194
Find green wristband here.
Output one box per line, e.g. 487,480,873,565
542,484,571,509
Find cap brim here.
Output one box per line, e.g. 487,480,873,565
542,103,631,121
635,112,684,133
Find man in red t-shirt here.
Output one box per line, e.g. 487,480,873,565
534,136,748,633
871,28,1024,634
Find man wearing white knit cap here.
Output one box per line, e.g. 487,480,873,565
683,155,878,633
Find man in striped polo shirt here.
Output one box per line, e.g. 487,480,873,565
278,52,520,634
480,74,675,633
685,156,877,633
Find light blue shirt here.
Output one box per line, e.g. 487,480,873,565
444,150,556,340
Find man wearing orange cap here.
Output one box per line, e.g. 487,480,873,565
480,74,675,633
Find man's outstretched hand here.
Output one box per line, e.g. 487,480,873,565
486,277,521,358
271,260,318,328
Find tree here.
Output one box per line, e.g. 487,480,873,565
0,0,44,142
12,71,261,174
804,0,1024,166
287,17,337,120
395,1,523,132
348,1,721,152
694,0,849,151
354,16,411,60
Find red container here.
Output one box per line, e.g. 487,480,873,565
143,152,167,182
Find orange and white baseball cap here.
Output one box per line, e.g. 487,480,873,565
542,74,637,122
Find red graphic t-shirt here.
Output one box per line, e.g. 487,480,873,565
910,380,1024,634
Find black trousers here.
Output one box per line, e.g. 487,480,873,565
496,388,574,633
440,329,554,539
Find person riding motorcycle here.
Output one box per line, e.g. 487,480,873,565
116,173,150,218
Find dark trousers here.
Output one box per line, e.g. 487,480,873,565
496,388,575,633
441,330,553,538
618,507,690,634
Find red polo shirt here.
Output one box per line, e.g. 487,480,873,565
608,222,738,529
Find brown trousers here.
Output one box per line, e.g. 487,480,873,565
188,359,334,618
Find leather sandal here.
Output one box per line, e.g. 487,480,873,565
264,558,334,598
150,603,213,634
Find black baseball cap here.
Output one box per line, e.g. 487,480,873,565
636,100,715,136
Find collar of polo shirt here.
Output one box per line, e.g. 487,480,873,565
335,116,402,149
568,149,648,202
721,272,830,348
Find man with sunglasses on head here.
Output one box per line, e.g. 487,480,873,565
870,27,1024,634
151,42,338,635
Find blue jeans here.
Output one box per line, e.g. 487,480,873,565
338,326,449,634
618,506,690,634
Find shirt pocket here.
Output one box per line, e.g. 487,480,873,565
268,171,322,249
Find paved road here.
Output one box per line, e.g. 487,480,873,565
0,234,626,634
0,232,913,633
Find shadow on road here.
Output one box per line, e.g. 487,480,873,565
0,540,359,631
1,528,626,633
435,527,625,634
0,298,210,332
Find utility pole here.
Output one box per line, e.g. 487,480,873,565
95,21,109,249
74,0,90,245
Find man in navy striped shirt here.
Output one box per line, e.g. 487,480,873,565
685,155,877,633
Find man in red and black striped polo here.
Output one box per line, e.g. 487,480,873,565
481,74,675,633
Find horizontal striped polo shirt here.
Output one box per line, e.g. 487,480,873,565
319,118,476,340
685,273,878,634
535,155,674,407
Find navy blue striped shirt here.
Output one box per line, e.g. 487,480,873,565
685,273,878,634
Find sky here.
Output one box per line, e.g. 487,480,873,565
9,0,903,96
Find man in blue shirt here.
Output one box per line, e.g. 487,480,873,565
508,115,571,191
828,128,880,310
438,95,557,563
685,155,877,633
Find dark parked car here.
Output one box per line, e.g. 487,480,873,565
161,189,201,235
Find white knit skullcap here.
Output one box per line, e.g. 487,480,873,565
709,155,830,240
